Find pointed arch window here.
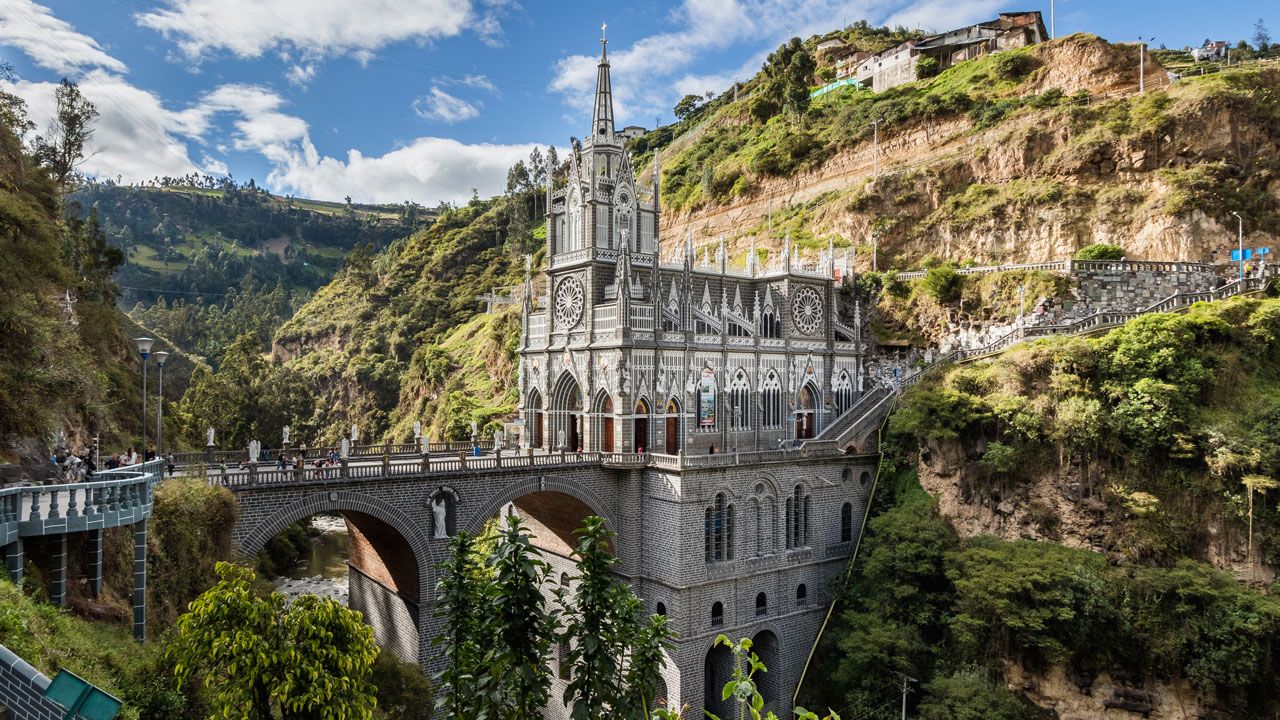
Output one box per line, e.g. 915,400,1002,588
761,371,783,428
704,492,734,563
833,370,855,416
841,502,853,543
786,484,810,549
729,369,751,431
761,306,782,338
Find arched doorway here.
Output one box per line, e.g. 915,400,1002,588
704,639,733,718
664,398,681,455
595,392,614,452
751,630,780,713
527,389,544,449
634,398,650,453
551,373,583,451
795,383,817,440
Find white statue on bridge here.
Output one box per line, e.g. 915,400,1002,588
431,496,449,539
282,425,291,446
206,427,215,447
340,437,350,459
350,424,359,444
248,440,260,463
413,420,422,440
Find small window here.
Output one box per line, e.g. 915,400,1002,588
711,601,724,626
860,471,871,487
842,468,853,484
755,592,767,616
558,640,571,680
656,601,667,616
560,572,570,586
796,584,808,605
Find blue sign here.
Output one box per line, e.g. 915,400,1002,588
1231,249,1255,261
1259,247,1271,256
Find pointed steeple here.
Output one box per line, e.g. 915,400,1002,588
684,230,694,268
592,23,615,138
782,231,792,273
717,235,726,274
748,235,757,277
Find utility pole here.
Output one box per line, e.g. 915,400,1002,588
871,118,883,179
897,672,917,720
1232,211,1244,280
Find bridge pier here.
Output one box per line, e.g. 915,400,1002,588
48,535,66,607
4,540,22,584
87,529,103,599
132,520,147,642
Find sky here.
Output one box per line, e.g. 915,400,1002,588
0,0,1273,205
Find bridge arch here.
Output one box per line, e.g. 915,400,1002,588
236,490,440,664
462,473,617,539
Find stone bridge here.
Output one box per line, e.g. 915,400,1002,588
223,451,650,665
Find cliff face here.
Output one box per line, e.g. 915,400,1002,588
653,35,1279,269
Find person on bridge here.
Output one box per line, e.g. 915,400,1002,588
144,444,156,462
166,452,176,476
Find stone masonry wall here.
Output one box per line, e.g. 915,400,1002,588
1070,262,1219,314
0,645,67,720
348,564,419,665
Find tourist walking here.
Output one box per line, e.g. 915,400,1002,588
166,452,176,476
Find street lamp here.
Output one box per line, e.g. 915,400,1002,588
1137,37,1155,93
153,351,169,458
134,337,154,458
1232,211,1244,280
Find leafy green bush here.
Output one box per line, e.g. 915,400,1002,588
916,56,940,79
992,52,1035,80
921,264,964,303
1073,243,1126,260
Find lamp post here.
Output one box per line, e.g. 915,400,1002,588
134,338,154,456
1137,37,1155,93
1232,211,1244,280
153,351,169,458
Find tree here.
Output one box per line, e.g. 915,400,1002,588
673,94,703,121
1254,19,1271,52
915,56,940,79
759,38,817,120
489,517,556,720
432,532,495,720
1073,243,1126,261
32,78,98,188
170,562,379,720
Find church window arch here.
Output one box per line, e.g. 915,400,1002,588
704,492,734,562
729,369,751,430
833,370,855,416
786,484,811,549
761,371,783,428
711,601,724,626
761,306,781,338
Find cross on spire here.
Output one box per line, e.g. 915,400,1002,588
601,22,608,59
591,22,615,136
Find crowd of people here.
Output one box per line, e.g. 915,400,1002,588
51,443,178,482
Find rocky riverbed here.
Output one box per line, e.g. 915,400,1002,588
272,515,350,604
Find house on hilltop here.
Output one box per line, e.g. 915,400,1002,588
854,11,1048,92
1191,40,1229,62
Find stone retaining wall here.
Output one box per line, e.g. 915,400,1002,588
1072,263,1220,313
0,644,65,720
348,564,419,665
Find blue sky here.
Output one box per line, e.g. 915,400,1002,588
0,0,1273,204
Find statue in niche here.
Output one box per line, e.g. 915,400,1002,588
619,364,632,396
431,495,450,539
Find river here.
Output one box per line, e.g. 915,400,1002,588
273,514,351,604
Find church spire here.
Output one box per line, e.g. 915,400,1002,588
592,22,615,138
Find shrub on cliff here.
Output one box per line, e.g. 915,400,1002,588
1073,243,1126,260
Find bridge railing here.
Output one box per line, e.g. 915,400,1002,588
207,451,610,488
1,459,161,542
171,441,481,469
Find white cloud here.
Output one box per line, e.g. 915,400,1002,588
5,70,207,180
285,63,317,86
266,137,542,204
135,0,477,61
0,0,128,75
550,0,1016,123
883,0,1009,34
412,87,480,124
458,74,497,92
202,155,229,175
